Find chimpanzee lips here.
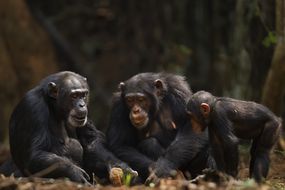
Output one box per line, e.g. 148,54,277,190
131,118,149,129
130,113,149,129
68,114,87,127
73,115,86,121
68,109,88,127
134,120,145,125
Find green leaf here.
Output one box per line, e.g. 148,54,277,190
122,173,132,187
262,31,277,48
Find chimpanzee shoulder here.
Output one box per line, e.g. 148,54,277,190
158,73,192,126
160,72,192,96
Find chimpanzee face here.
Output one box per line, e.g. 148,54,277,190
66,88,89,127
48,74,89,128
125,92,151,129
119,78,164,130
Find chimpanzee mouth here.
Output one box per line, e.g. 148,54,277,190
73,115,86,122
68,115,87,127
131,118,149,129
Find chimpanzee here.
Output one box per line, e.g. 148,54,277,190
107,73,214,184
186,90,282,182
8,71,136,184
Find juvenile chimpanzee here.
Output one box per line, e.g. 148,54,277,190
107,73,213,184
186,91,282,182
8,71,135,184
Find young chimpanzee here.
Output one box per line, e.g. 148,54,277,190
107,73,214,184
8,71,136,184
186,91,282,182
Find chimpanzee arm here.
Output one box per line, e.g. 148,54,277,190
150,122,209,178
29,150,89,183
137,137,166,161
211,111,239,177
113,146,155,181
107,98,155,180
109,144,155,182
108,111,155,180
76,121,134,175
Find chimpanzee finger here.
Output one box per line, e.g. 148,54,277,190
125,168,138,177
82,170,90,181
81,177,92,185
109,167,123,186
145,173,160,186
76,165,90,181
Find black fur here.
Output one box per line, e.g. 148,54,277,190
5,71,130,183
107,73,212,183
187,90,282,182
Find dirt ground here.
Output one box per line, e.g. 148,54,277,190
1,145,285,190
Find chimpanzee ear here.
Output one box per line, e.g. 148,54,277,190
118,82,126,92
200,103,210,117
48,82,58,99
154,79,164,97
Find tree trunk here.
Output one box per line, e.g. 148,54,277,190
261,0,285,149
0,0,58,144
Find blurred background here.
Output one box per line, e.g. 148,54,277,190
0,0,284,148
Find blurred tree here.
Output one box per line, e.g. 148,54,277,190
262,0,285,149
0,0,58,144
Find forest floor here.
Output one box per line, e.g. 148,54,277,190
1,145,285,190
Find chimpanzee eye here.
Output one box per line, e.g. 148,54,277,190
82,92,88,99
138,97,144,102
138,97,146,105
126,97,134,105
70,93,78,99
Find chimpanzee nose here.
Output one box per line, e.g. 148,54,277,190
77,100,86,108
133,106,141,114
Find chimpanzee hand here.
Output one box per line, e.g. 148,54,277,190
109,167,124,186
145,158,177,186
112,162,138,177
109,163,138,186
70,165,91,184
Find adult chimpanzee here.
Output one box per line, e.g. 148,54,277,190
8,71,135,184
186,91,282,182
107,73,213,184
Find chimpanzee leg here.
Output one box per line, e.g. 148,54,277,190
137,137,165,161
250,119,281,182
186,146,212,178
250,148,270,182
